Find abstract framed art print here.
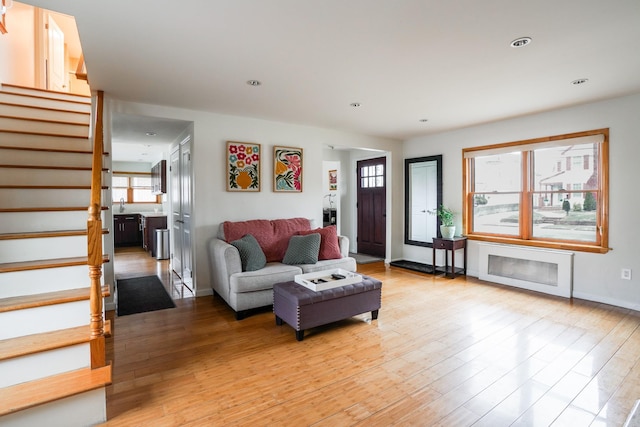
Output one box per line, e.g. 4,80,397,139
273,146,303,192
227,141,261,192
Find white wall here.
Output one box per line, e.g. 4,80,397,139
0,2,35,86
108,98,402,296
403,93,640,311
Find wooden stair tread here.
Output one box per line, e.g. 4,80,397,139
0,100,91,115
0,145,108,155
0,320,112,361
0,206,109,213
0,114,90,127
0,229,109,240
0,129,89,139
0,185,109,190
0,164,108,171
0,255,110,273
1,84,92,98
0,285,110,313
0,364,112,416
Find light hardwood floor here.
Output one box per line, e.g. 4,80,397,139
104,249,640,426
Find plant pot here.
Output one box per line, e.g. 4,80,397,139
440,225,455,239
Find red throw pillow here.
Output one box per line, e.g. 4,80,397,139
298,225,342,260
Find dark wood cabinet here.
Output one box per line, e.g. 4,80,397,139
141,215,167,257
323,208,337,227
151,160,166,194
114,214,142,247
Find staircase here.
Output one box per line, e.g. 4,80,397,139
0,84,112,426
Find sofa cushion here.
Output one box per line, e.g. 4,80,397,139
283,233,321,265
230,263,302,293
223,218,311,262
230,234,266,272
298,225,342,260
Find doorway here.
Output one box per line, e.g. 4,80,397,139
356,157,386,258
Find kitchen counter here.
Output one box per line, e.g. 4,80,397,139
138,211,167,217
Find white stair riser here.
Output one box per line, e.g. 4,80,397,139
0,131,90,150
0,149,93,168
0,117,89,137
0,266,94,296
0,90,91,111
0,344,89,388
0,211,103,234
0,300,89,340
0,189,94,209
0,104,90,125
0,85,91,105
0,236,89,263
0,388,106,427
0,168,103,185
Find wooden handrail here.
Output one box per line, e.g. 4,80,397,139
76,53,88,81
88,90,105,367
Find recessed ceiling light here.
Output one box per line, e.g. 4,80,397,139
571,78,589,85
247,80,262,86
145,132,156,136
419,119,428,122
510,37,532,48
350,102,361,107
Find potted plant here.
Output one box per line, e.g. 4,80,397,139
430,204,456,238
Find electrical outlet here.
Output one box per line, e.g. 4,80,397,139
621,268,632,280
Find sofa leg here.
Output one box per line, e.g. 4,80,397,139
235,310,248,320
295,330,304,341
275,315,283,326
371,309,379,320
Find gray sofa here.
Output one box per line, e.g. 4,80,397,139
208,218,357,319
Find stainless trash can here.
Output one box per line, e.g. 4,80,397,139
155,229,169,260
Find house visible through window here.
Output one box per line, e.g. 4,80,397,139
112,174,157,203
463,129,609,253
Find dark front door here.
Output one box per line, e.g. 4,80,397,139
357,157,386,258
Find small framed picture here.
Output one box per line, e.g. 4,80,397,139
226,141,261,192
329,169,337,191
273,146,303,192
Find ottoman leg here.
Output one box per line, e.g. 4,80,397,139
275,315,283,326
371,309,379,320
295,330,305,341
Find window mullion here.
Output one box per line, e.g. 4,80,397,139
521,151,532,239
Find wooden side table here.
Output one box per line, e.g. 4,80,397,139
432,237,467,278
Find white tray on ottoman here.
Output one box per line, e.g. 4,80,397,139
294,268,362,292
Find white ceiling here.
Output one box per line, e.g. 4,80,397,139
23,0,640,142
110,114,190,162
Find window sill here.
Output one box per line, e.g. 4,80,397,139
465,234,610,254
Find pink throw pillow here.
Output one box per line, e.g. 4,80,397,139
298,226,342,260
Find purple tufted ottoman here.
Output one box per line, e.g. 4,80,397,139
273,275,382,341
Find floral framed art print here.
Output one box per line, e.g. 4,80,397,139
227,141,260,192
273,146,303,192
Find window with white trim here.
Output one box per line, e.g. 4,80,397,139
463,129,609,253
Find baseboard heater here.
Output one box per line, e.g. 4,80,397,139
478,243,574,298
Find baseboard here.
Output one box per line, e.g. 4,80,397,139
196,288,213,298
573,291,640,312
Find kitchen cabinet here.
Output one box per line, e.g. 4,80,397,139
114,214,141,247
151,160,166,194
141,215,168,257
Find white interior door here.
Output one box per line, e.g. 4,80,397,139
47,15,66,91
170,146,183,278
180,138,193,289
